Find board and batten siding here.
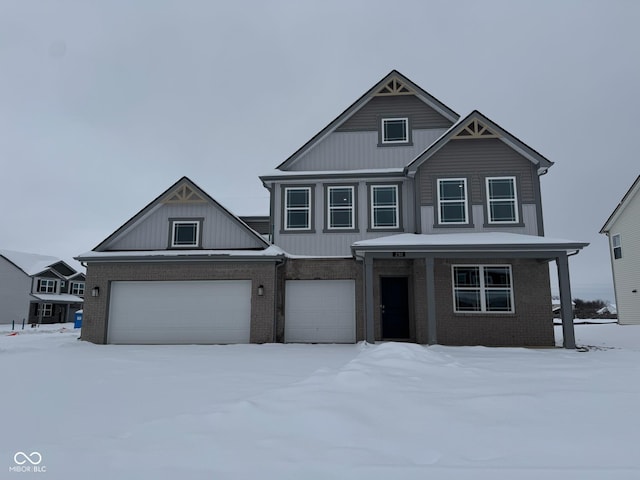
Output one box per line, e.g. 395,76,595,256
607,188,640,325
0,259,31,324
336,95,453,131
287,129,448,171
418,139,539,205
107,203,265,251
273,178,413,256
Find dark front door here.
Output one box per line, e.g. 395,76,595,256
381,276,410,339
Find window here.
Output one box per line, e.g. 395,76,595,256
371,185,399,229
486,177,518,223
37,303,53,317
612,234,622,259
285,187,311,230
438,178,468,224
37,279,57,293
71,282,85,296
170,220,200,247
453,265,514,313
327,186,355,230
381,118,408,144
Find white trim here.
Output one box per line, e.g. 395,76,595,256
284,186,312,231
327,185,355,230
437,178,469,224
612,233,622,259
70,281,85,296
38,303,53,317
171,220,200,247
381,117,409,144
370,184,399,229
486,176,519,224
452,264,514,314
37,278,58,294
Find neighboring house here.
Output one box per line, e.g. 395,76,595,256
78,70,587,348
600,175,640,325
551,296,575,314
76,177,285,345
0,249,85,324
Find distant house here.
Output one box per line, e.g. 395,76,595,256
600,175,640,325
78,70,588,348
0,250,85,324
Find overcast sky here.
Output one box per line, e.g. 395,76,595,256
1,0,638,300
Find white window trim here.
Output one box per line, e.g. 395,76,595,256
381,117,409,144
38,303,53,317
370,185,399,229
437,178,469,224
486,176,519,224
71,282,85,296
171,220,200,248
612,234,622,259
452,264,515,314
327,186,355,230
37,279,57,294
284,186,312,231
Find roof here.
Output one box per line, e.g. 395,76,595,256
0,249,77,277
93,176,270,252
31,293,84,303
600,175,640,233
352,232,588,254
406,110,554,174
274,70,459,171
76,246,286,263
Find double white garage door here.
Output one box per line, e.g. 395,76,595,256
107,279,355,344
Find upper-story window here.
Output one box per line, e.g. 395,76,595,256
284,187,312,230
486,177,519,223
381,118,409,144
327,186,355,230
170,219,201,248
438,178,469,224
71,282,85,296
371,185,399,229
37,279,57,294
453,265,514,313
612,234,622,259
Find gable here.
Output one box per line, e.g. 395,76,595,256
95,177,269,252
601,175,640,233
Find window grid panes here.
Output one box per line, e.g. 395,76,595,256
613,234,622,259
71,282,85,296
38,303,53,317
453,265,513,313
285,187,311,230
328,186,354,229
38,279,57,293
171,221,199,247
487,177,518,223
382,118,408,143
371,185,398,228
438,179,468,224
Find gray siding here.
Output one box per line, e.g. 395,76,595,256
0,259,31,324
272,178,414,256
287,129,447,171
420,204,539,235
336,95,453,131
107,203,265,251
418,138,538,204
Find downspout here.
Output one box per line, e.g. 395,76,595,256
273,256,286,343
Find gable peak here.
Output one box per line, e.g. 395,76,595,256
453,118,499,140
163,182,207,204
375,76,414,96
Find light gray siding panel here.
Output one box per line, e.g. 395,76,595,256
420,204,538,235
418,138,538,204
0,259,31,324
288,129,448,171
607,188,640,325
336,96,454,131
108,203,265,250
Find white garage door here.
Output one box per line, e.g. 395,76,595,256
108,280,251,344
285,279,356,343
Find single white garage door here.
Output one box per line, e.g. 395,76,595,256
285,279,356,343
108,280,251,344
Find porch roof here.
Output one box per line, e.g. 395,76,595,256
352,232,588,256
30,294,84,303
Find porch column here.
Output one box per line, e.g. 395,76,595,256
556,252,576,349
425,256,437,345
364,254,375,343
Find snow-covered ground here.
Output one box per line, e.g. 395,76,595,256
2,322,640,480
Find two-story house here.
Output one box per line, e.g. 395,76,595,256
0,249,85,324
77,70,586,347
